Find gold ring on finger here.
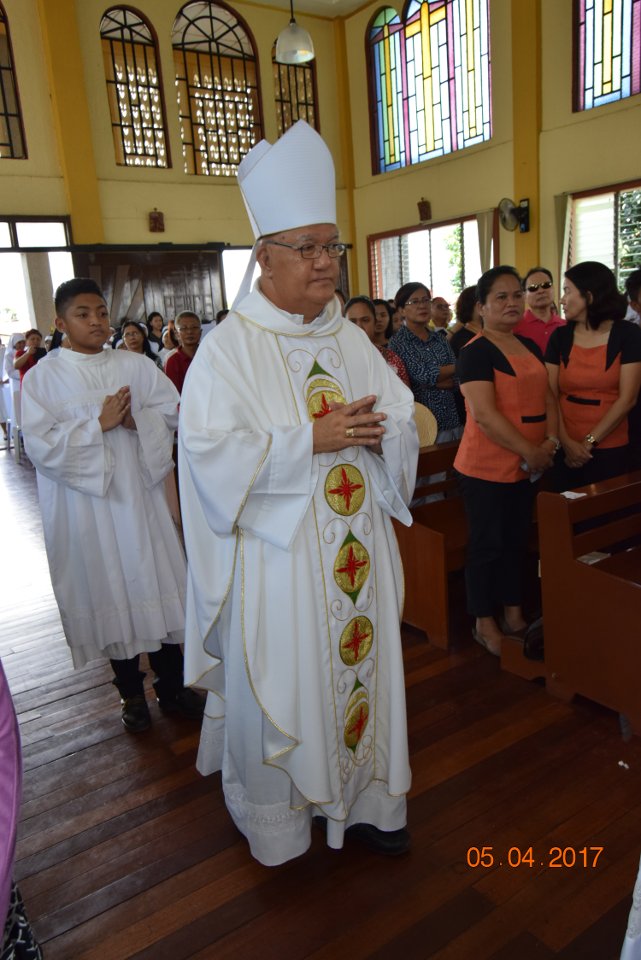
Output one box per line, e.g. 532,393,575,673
345,426,355,439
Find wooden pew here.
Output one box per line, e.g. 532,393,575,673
392,441,466,648
537,472,641,734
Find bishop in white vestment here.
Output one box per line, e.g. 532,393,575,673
179,122,418,866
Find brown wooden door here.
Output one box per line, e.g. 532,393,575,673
72,249,224,325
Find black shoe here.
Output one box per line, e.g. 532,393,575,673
346,822,411,856
313,816,410,856
157,686,205,720
121,694,151,733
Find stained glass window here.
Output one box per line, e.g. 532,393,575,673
272,50,318,136
575,0,641,110
0,3,26,159
172,1,263,176
100,8,169,168
367,0,491,174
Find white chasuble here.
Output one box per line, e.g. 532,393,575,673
179,286,418,862
21,349,186,667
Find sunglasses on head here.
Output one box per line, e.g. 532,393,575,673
526,281,553,292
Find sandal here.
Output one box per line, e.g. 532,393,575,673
472,628,501,657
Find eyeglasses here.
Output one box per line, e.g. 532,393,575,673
405,296,432,307
265,240,347,259
526,281,553,292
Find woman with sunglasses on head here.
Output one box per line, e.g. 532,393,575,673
545,261,641,490
388,282,461,443
513,267,565,354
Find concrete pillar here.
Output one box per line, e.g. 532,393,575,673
36,0,104,243
511,0,542,271
22,252,54,334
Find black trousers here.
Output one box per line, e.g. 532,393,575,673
459,474,536,618
110,644,184,700
548,444,629,493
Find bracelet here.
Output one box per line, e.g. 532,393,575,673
584,433,598,447
545,434,561,452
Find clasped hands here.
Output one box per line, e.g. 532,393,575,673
312,394,386,455
522,439,556,474
99,386,136,432
562,437,593,469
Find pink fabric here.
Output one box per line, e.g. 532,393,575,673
513,309,565,354
0,660,21,924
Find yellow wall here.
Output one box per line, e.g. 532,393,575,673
0,0,640,293
73,0,347,246
0,0,66,213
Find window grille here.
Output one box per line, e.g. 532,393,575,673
100,7,169,167
172,1,263,176
272,53,318,136
0,3,26,159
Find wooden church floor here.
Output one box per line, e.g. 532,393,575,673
2,449,640,960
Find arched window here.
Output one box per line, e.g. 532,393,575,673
0,3,26,159
272,49,318,137
172,1,263,176
367,0,491,175
574,0,641,111
100,7,170,167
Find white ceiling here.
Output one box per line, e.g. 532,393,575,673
250,0,368,19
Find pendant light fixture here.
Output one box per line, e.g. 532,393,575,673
275,0,315,65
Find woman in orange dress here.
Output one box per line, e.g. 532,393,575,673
545,261,641,491
455,266,558,655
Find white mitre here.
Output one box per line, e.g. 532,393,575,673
232,121,337,305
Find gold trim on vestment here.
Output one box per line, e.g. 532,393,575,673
233,434,273,528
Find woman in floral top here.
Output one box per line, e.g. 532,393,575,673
345,297,410,387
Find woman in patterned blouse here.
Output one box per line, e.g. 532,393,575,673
387,282,462,442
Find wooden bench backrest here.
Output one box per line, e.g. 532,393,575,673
414,440,460,499
538,471,641,560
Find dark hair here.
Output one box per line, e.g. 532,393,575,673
372,298,394,339
119,318,158,361
215,309,229,323
523,266,554,288
394,282,431,309
24,328,41,340
625,268,641,304
49,329,64,351
564,261,628,328
162,325,179,348
455,286,479,325
147,311,164,342
55,278,105,316
345,295,376,319
175,311,201,327
476,266,521,305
